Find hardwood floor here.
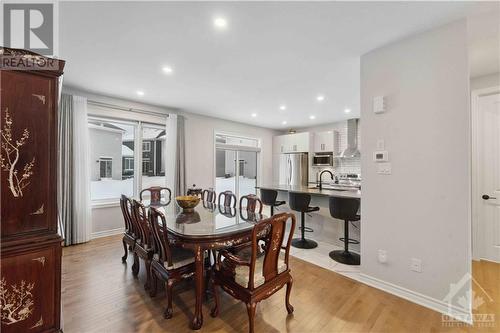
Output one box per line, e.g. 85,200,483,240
62,235,499,332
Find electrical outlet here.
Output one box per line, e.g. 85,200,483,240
378,250,387,263
410,258,422,272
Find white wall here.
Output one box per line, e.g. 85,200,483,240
63,87,278,237
470,72,500,90
182,111,279,191
360,20,471,318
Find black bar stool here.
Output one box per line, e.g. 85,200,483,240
328,196,360,265
260,189,286,216
289,192,319,249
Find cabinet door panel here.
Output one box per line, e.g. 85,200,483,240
0,243,61,333
1,71,57,238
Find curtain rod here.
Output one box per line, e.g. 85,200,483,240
87,99,170,118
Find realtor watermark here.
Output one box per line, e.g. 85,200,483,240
1,1,59,70
442,273,496,328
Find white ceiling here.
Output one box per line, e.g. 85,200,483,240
59,2,499,129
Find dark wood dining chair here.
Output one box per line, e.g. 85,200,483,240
202,188,217,203
149,207,196,319
131,199,155,290
218,204,237,218
120,195,136,262
218,190,237,208
239,194,263,214
140,186,172,205
210,213,296,333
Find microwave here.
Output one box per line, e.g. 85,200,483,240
313,153,333,166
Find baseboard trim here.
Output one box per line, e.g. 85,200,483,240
357,273,473,325
91,228,124,240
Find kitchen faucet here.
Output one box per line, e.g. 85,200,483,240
318,170,336,191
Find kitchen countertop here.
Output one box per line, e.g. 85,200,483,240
256,184,361,199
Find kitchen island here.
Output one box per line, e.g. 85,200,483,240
255,184,361,254
256,184,361,199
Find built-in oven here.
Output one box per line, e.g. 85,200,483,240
313,153,333,166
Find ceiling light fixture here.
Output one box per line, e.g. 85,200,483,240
214,17,228,29
316,95,325,102
282,121,287,125
251,113,257,118
344,108,351,113
136,90,145,96
309,115,316,120
279,105,287,111
162,66,173,74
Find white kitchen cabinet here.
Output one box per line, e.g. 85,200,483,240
314,131,334,152
273,132,310,153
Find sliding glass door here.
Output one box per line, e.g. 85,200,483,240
215,133,260,200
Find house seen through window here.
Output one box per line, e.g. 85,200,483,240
88,118,166,202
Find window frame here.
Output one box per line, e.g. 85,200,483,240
142,141,151,152
213,131,262,199
124,157,134,172
87,115,167,206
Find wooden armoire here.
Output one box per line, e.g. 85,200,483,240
0,47,65,332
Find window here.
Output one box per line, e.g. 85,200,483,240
99,158,112,179
142,158,151,174
215,133,260,198
88,117,167,202
124,157,134,171
141,125,166,191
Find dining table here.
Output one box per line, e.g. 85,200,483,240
143,199,267,330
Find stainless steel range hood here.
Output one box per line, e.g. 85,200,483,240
341,118,361,158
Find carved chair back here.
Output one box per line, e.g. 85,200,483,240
247,213,295,290
149,207,175,267
132,199,152,248
217,190,237,208
202,188,217,203
239,194,263,214
140,186,172,205
218,204,237,218
120,194,134,236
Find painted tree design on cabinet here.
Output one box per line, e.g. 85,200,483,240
0,47,65,333
1,108,36,197
0,278,35,325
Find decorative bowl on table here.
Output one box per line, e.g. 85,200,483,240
175,195,200,212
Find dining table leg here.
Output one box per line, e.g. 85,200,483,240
191,245,204,330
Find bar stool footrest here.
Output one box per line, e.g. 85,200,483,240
299,226,314,233
339,237,359,245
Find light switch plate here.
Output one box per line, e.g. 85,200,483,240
410,258,422,273
373,96,386,113
377,162,391,175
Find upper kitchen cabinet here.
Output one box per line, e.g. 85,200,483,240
273,132,310,153
313,131,334,152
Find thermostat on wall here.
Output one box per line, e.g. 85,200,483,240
373,151,389,162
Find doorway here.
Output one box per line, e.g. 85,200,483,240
472,87,500,263
214,133,260,199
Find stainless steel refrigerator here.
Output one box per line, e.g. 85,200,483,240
279,153,308,186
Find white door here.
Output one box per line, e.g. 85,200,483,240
476,93,500,263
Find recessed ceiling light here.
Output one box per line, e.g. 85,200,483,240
214,17,228,29
316,95,325,102
251,113,257,118
344,108,351,113
282,121,287,125
162,66,173,74
279,105,287,111
309,115,316,120
136,90,145,96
